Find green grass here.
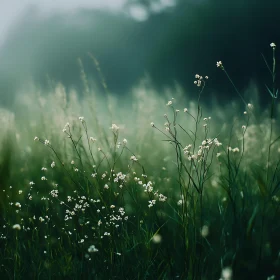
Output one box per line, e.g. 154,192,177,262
0,45,279,280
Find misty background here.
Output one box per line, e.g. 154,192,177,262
0,0,279,108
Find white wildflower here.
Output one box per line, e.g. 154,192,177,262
158,194,167,202
12,224,21,230
247,103,253,109
130,155,138,162
201,225,209,238
221,267,232,280
15,202,21,208
110,124,119,132
152,234,162,244
216,61,223,68
88,245,98,253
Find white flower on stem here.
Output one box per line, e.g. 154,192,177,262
201,225,209,238
270,42,276,48
195,74,200,79
216,61,223,68
247,103,253,110
41,176,47,181
158,194,167,202
79,116,85,122
183,108,188,113
221,267,232,280
110,124,119,132
130,155,138,162
150,122,155,127
148,200,156,208
12,224,21,230
51,161,55,168
90,137,97,142
15,202,21,208
152,234,162,244
166,100,172,106
88,245,98,253
205,76,209,79
29,181,35,185
34,136,39,141
232,147,239,153
44,139,50,146
123,138,128,145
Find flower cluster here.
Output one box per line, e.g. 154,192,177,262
194,74,208,87
110,124,119,133
216,61,224,70
184,138,222,162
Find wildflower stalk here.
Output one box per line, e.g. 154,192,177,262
266,44,277,183
259,43,277,270
216,61,247,106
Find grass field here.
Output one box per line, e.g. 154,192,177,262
0,45,279,279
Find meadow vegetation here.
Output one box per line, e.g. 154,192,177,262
0,45,279,279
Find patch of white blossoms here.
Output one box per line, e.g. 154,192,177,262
184,138,222,162
110,124,119,133
88,245,98,253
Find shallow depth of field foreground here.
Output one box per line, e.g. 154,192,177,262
0,45,280,280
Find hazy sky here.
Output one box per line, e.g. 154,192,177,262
0,0,126,45
0,0,279,107
0,0,177,46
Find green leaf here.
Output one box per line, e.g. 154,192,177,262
265,84,277,98
261,53,272,75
